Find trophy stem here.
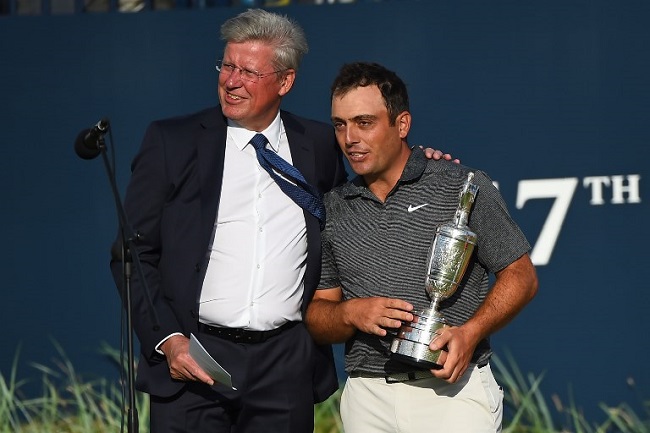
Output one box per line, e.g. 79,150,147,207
430,296,441,313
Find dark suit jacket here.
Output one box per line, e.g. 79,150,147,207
110,106,347,401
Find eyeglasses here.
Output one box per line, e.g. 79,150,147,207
216,60,288,83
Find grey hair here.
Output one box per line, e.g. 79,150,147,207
220,8,309,71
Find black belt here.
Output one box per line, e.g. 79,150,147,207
198,321,298,344
350,361,489,383
349,370,434,383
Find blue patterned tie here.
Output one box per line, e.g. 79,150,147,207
250,133,326,229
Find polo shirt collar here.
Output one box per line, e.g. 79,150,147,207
340,146,427,199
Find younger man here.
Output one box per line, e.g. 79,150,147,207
305,62,538,433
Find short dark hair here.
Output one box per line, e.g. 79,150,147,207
331,62,410,125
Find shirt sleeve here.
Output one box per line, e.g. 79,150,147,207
469,170,531,273
317,193,342,290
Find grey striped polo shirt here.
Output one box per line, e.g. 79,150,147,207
319,147,531,375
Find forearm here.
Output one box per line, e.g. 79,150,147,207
305,298,357,345
463,254,538,344
306,292,416,344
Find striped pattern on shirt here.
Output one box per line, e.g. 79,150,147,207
319,148,530,375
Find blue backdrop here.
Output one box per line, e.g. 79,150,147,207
1,0,648,424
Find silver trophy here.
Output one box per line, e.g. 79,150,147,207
390,172,479,369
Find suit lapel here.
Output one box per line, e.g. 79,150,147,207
196,108,227,279
281,111,318,187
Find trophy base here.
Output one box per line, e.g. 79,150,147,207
391,351,443,370
390,308,446,369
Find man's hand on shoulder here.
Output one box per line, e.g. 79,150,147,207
420,146,460,164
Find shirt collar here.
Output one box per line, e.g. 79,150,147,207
227,111,283,152
340,146,427,199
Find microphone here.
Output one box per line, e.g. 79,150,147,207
74,118,109,160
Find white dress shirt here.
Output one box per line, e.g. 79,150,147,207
198,112,307,330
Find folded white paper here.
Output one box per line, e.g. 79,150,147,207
189,333,236,390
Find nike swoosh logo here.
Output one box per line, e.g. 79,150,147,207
407,204,429,212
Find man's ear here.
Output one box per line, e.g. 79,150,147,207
278,69,296,97
397,111,412,139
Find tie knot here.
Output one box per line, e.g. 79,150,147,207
250,133,269,151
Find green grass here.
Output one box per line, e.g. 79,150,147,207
492,352,650,433
1,344,648,433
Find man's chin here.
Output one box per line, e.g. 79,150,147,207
221,106,246,121
348,162,369,176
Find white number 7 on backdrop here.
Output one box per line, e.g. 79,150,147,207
516,178,578,266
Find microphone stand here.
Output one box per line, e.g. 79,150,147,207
120,242,138,433
92,132,159,433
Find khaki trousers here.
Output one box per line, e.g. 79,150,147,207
340,363,503,433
